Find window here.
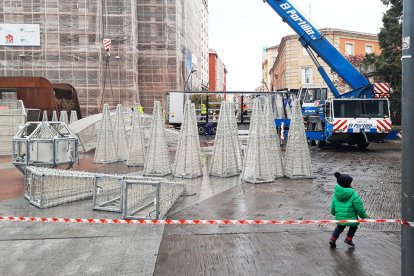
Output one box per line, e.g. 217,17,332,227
302,67,312,84
333,100,389,118
345,43,354,56
366,45,373,54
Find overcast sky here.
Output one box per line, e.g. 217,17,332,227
208,0,387,91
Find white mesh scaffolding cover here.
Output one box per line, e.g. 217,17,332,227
42,110,48,121
60,111,69,125
0,100,27,155
264,98,284,179
127,105,146,166
284,100,312,179
144,101,171,177
210,101,240,177
69,111,78,124
113,104,129,161
52,110,58,121
94,104,118,163
172,100,202,178
241,98,273,184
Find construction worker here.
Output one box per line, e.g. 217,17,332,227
139,105,144,114
201,103,207,120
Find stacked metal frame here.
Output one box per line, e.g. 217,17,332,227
284,100,313,179
172,100,202,178
94,103,118,163
113,104,129,161
144,101,171,177
0,100,27,155
127,105,146,166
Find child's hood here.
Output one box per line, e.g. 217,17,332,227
334,184,355,201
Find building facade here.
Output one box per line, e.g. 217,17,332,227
261,45,279,92
270,28,381,95
208,49,227,91
0,0,208,115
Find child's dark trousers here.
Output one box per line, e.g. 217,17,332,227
331,225,358,240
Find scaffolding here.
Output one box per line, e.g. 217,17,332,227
0,100,27,155
0,0,208,115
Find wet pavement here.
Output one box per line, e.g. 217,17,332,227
0,141,402,275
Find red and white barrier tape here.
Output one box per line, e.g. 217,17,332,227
0,216,413,226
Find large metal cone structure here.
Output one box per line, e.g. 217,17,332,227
264,98,284,178
94,104,118,163
69,111,78,124
284,99,312,179
60,111,69,125
51,110,58,121
241,98,274,183
172,100,202,178
210,101,240,177
127,105,146,166
113,104,129,161
227,102,243,172
42,110,48,121
144,101,171,176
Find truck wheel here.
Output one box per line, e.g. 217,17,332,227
315,139,326,148
357,141,369,149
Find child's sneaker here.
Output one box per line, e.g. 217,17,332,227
329,238,336,248
344,237,355,247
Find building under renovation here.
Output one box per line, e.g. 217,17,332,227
0,0,209,115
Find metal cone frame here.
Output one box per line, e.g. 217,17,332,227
42,110,48,121
51,110,58,121
264,98,284,178
127,105,146,166
241,98,274,183
284,99,312,179
173,100,202,178
227,102,243,172
60,111,69,125
113,104,129,161
210,101,240,177
94,104,118,163
144,101,171,176
69,111,78,124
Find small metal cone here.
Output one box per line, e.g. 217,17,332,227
69,111,78,124
241,99,274,183
284,100,312,179
113,104,129,161
144,101,171,176
94,104,118,163
264,99,284,178
173,101,202,178
52,111,58,121
127,106,145,166
210,101,240,177
60,111,69,125
42,110,48,121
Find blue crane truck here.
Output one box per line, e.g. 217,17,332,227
264,0,399,148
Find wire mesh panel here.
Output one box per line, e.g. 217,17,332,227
25,167,95,208
0,100,27,155
144,101,171,176
209,101,240,177
284,100,313,179
127,105,146,166
113,104,129,161
94,104,118,163
158,181,187,218
242,98,274,184
227,102,243,172
172,100,202,178
264,98,284,179
93,175,125,212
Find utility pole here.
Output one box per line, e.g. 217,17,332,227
402,0,414,275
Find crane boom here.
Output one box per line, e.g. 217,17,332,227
264,0,374,98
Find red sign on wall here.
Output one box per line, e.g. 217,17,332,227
5,34,13,43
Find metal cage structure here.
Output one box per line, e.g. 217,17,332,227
12,121,79,173
0,99,27,155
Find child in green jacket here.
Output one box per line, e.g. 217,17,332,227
329,172,369,248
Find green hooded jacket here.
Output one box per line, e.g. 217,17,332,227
330,184,368,226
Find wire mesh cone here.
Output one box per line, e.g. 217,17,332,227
60,111,69,125
127,105,146,166
51,110,58,121
284,100,312,179
227,102,243,172
173,100,202,178
210,101,240,177
241,98,274,183
144,101,171,176
94,104,118,163
42,110,48,121
69,111,78,124
113,104,129,161
264,98,284,178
